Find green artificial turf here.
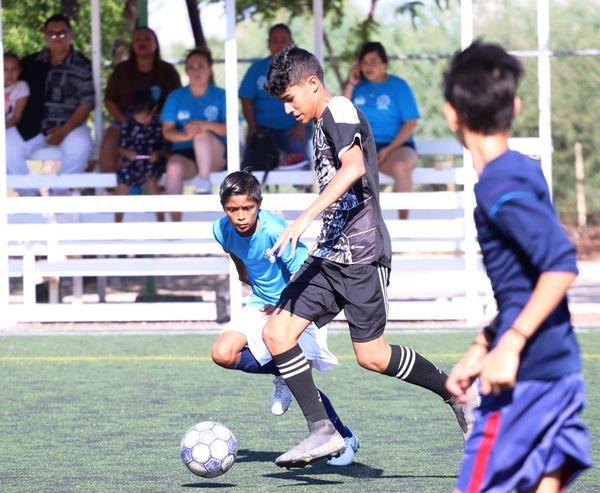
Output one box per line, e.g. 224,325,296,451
0,330,598,492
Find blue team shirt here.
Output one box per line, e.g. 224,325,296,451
160,84,226,150
213,209,309,307
351,75,420,145
239,57,297,130
475,150,581,380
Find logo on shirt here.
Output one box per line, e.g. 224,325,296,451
257,76,267,91
354,96,366,106
204,105,219,121
177,110,191,122
376,94,391,110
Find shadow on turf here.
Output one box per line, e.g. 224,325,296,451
182,482,236,488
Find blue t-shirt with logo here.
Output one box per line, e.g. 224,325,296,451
213,209,309,307
351,75,420,145
239,57,297,130
160,84,226,150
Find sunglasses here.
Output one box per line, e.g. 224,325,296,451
46,30,69,40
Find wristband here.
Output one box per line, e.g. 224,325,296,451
509,324,529,341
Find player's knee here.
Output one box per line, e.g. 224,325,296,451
211,343,236,369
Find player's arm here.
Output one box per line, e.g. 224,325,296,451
230,253,250,285
480,271,576,396
272,142,365,256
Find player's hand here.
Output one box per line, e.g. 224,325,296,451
446,344,486,403
149,151,159,163
259,304,276,316
478,332,523,396
271,214,312,257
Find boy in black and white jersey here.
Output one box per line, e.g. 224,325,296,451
262,44,477,468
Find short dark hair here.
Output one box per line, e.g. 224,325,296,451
44,14,72,32
357,41,388,64
442,40,524,134
3,52,20,65
264,43,324,98
219,171,263,207
268,23,292,40
186,47,213,67
131,88,157,115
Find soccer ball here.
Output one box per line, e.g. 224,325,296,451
180,421,237,478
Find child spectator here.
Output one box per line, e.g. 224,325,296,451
115,88,166,222
4,52,29,128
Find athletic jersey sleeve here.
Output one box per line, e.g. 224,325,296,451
261,211,309,275
478,180,577,274
325,96,363,160
160,87,180,123
395,77,420,121
212,218,229,253
239,61,261,100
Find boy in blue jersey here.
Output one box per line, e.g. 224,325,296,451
443,41,592,493
211,170,359,466
262,44,476,469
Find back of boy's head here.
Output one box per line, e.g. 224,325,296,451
443,40,524,134
219,171,263,207
131,88,157,115
264,43,324,98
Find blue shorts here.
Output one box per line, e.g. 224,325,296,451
456,372,592,493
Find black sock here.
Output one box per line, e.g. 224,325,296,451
384,344,451,400
272,344,328,424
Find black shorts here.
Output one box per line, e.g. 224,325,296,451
277,256,390,343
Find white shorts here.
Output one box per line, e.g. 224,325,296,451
222,305,338,372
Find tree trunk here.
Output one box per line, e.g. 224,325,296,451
185,0,207,49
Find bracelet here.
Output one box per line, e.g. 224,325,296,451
509,324,529,341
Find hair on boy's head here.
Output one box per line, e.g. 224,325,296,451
357,41,388,64
131,88,157,115
264,43,324,98
443,40,524,134
3,52,20,65
219,171,263,207
44,14,72,31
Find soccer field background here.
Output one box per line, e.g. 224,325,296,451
1,329,598,493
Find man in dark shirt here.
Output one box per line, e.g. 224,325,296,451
6,14,94,177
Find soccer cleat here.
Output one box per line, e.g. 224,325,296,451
275,419,346,468
448,391,478,442
326,428,359,466
271,376,293,416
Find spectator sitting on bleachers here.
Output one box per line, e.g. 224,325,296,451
161,47,227,221
6,14,94,177
100,26,181,174
239,23,311,171
115,88,166,223
4,52,29,129
343,41,420,219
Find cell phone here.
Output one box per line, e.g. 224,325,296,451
135,155,151,160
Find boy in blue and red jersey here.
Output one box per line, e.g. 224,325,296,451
443,41,592,493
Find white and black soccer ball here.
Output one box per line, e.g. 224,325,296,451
180,421,237,478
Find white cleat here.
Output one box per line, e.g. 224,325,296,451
271,375,293,416
327,428,359,466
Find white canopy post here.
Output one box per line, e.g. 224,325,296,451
537,0,553,193
91,0,103,158
225,0,243,317
313,0,324,64
0,0,11,327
